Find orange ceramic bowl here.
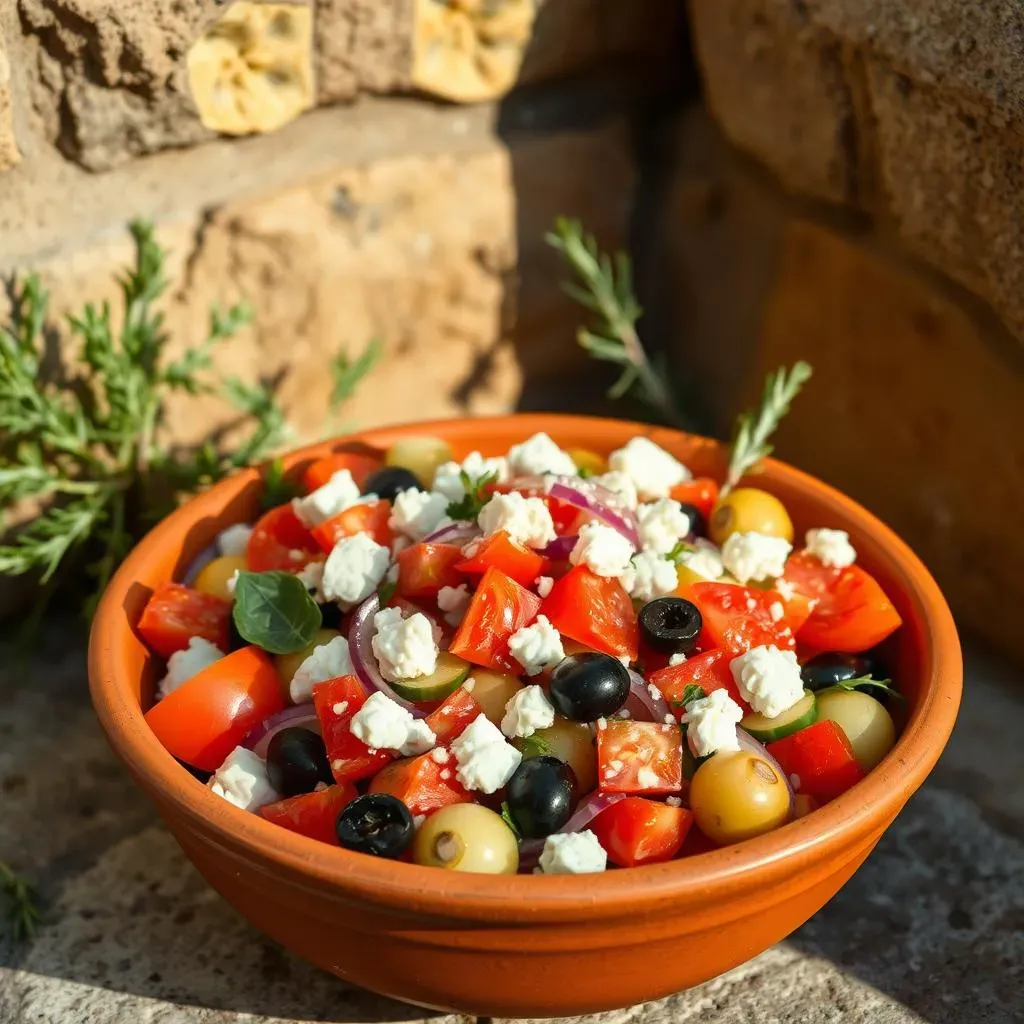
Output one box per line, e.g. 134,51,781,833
88,415,961,1017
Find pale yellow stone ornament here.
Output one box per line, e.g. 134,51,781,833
187,2,314,135
412,0,535,103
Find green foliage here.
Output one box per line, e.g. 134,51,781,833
1,861,38,942
446,469,499,522
232,570,323,654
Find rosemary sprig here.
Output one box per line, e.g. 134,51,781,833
1,860,38,942
831,675,904,701
546,217,679,425
721,361,812,497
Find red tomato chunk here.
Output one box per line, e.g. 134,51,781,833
369,752,471,817
597,720,683,795
311,500,393,551
136,582,232,659
456,531,550,587
591,796,693,867
247,504,321,572
424,686,483,745
303,451,381,492
766,720,866,803
312,675,392,785
648,649,751,716
685,582,796,654
542,566,638,662
396,543,466,599
259,784,357,845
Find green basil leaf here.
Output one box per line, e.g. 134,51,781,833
260,458,299,511
500,801,521,838
232,570,322,654
513,733,555,761
672,683,707,708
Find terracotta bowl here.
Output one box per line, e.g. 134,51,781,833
88,415,962,1017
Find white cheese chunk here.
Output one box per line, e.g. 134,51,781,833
805,527,857,568
291,469,362,528
157,636,224,700
636,499,691,555
679,539,724,581
730,644,804,719
477,491,556,549
207,747,279,812
436,583,471,626
320,532,390,607
681,688,744,758
538,831,608,875
569,521,634,577
216,523,252,557
620,550,678,603
668,651,688,667
349,691,436,756
508,615,565,676
721,531,792,584
501,684,556,739
371,606,439,682
592,470,639,510
507,431,578,477
389,488,451,541
535,575,554,598
290,635,353,704
449,714,523,793
607,436,690,499
432,451,509,502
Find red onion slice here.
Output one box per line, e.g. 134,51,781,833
347,593,428,718
518,791,628,871
542,535,578,560
736,727,796,817
243,705,322,759
182,541,219,586
548,480,640,548
624,669,673,723
421,521,481,546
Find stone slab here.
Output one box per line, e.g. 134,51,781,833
1,625,1021,1023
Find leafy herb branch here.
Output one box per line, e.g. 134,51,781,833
1,861,38,942
446,469,499,522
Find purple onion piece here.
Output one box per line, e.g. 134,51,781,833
421,521,481,546
517,791,628,872
548,481,640,549
736,727,796,817
243,705,322,759
542,535,578,560
624,669,673,723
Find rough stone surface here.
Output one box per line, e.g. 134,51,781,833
1,628,1021,1023
0,13,20,172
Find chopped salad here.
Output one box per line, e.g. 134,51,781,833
139,431,903,875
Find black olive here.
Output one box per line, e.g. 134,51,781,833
362,466,421,502
800,652,876,692
266,727,333,797
505,756,577,838
336,794,415,858
548,652,630,722
677,502,707,538
639,597,702,655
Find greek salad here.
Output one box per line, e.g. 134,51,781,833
139,430,903,875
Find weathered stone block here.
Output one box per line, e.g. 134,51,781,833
0,19,19,172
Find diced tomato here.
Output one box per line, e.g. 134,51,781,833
766,720,865,803
137,583,232,658
247,504,322,572
259,783,357,845
591,796,693,867
542,566,638,661
546,496,588,536
369,752,471,817
311,500,393,551
395,543,466,599
302,451,382,492
425,686,483,745
144,647,283,771
685,582,795,654
456,532,550,587
596,720,683,795
648,649,750,715
781,552,902,653
669,477,720,521
312,675,391,784
449,567,542,673
773,586,814,636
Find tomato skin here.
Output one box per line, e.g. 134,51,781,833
424,686,483,745
546,496,589,537
247,504,322,572
456,531,550,587
136,583,232,658
369,752,471,817
259,783,357,845
596,720,683,795
686,582,795,654
396,543,466,599
766,720,866,803
144,646,284,771
449,567,542,673
542,566,639,661
782,552,902,653
303,452,382,492
669,477,720,521
311,675,392,784
311,500,393,551
591,797,693,866
648,649,751,716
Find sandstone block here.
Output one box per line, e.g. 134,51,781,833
0,20,19,172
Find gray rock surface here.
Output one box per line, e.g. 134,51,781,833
1,627,1021,1023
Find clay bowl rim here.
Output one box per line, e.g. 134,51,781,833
88,413,962,924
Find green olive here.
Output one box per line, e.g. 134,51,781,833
690,750,791,845
274,628,340,687
514,717,597,794
194,554,247,602
385,436,454,489
413,804,518,874
468,669,523,726
816,689,896,771
709,487,794,546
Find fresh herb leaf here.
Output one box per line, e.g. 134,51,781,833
260,458,299,511
577,465,595,479
665,539,692,563
377,577,397,607
1,860,38,942
446,469,498,522
672,684,707,708
500,801,521,838
722,361,812,497
515,733,555,761
330,337,383,407
830,675,904,701
232,570,322,654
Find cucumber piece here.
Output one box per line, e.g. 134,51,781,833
741,689,817,743
389,652,470,703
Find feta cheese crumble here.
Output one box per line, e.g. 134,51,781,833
349,692,436,756
680,688,744,757
290,635,354,704
291,469,362,528
501,684,556,739
320,532,390,607
508,615,565,676
805,527,857,568
620,549,678,602
636,499,691,555
607,436,690,499
535,575,554,598
679,539,724,580
538,831,608,875
449,714,523,793
432,451,509,502
730,645,804,719
371,606,439,682
668,651,688,667
477,491,556,549
592,470,639,510
569,521,634,577
216,523,252,557
388,488,451,541
769,600,785,622
208,747,279,811
721,531,792,583
295,560,325,596
157,636,223,700
507,431,578,477
436,583,471,626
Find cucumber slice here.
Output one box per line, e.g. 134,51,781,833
389,652,470,703
741,689,817,743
